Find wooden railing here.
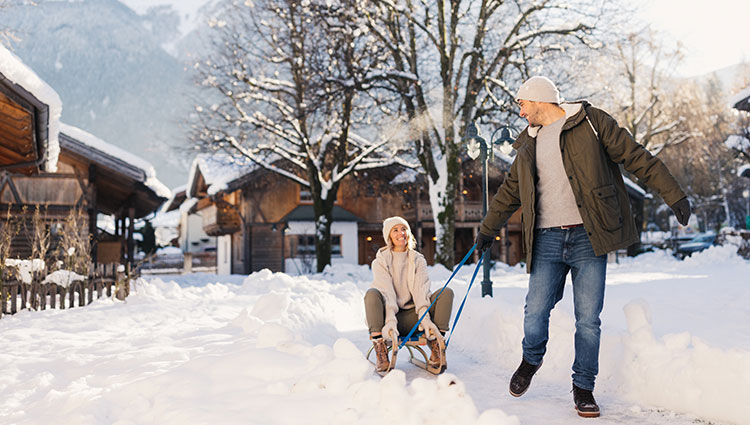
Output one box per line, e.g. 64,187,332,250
406,200,484,222
139,252,217,274
0,263,127,317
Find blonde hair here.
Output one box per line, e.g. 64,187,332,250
382,216,417,250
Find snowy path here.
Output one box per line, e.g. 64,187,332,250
0,246,748,424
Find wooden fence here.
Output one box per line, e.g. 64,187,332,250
1,263,127,317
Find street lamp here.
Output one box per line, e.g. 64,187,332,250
465,122,515,298
743,189,750,230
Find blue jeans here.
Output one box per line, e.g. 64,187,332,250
522,226,607,391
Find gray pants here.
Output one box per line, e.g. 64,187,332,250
364,288,454,335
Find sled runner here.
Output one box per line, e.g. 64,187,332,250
366,331,447,376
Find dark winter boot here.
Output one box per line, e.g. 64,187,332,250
509,358,542,397
372,337,390,372
573,384,600,418
426,337,447,373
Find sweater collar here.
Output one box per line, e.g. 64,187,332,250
526,102,583,138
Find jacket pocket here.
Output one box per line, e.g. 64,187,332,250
591,184,623,231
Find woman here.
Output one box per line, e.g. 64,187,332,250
364,216,454,373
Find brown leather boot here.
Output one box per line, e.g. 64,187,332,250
372,338,390,372
426,337,446,373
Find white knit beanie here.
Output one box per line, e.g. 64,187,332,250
382,216,417,250
515,76,561,104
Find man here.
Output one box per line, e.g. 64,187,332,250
475,76,690,417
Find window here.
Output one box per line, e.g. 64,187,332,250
297,235,316,256
299,189,337,203
300,189,313,203
332,235,341,256
295,235,342,257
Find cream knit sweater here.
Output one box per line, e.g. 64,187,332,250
370,246,432,325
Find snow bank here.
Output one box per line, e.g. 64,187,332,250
619,300,750,424
1,247,748,425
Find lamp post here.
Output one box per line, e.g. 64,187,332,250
743,189,750,230
465,122,515,298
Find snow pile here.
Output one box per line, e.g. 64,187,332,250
0,43,62,171
619,300,750,425
4,258,46,283
0,247,748,424
42,270,86,287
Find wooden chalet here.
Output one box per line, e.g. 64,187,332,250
57,124,169,264
185,152,524,274
0,45,168,266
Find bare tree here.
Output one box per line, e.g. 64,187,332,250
190,0,413,272
0,205,20,278
655,77,741,230
359,0,600,266
597,26,694,156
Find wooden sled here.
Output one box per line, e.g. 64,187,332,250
367,332,447,375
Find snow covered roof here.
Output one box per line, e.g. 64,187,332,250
151,208,180,228
729,85,750,111
186,152,258,198
390,168,419,185
59,123,171,200
280,205,362,222
0,43,61,172
161,185,187,213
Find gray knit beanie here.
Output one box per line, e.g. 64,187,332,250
515,76,561,104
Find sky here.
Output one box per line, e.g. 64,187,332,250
119,0,749,78
638,0,749,77
1,244,748,424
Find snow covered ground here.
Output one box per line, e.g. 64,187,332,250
0,246,748,425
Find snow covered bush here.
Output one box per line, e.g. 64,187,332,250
0,205,20,279
718,227,750,259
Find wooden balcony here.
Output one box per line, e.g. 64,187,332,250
202,202,241,236
401,200,484,223
0,172,85,206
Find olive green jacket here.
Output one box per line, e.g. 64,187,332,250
480,101,686,272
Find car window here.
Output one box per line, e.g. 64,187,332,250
692,235,714,243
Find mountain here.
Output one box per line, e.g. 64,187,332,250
1,0,197,189
690,62,750,101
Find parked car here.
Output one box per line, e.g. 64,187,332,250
675,233,717,259
663,234,695,251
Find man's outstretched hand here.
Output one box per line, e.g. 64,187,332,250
475,232,495,252
670,197,691,226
